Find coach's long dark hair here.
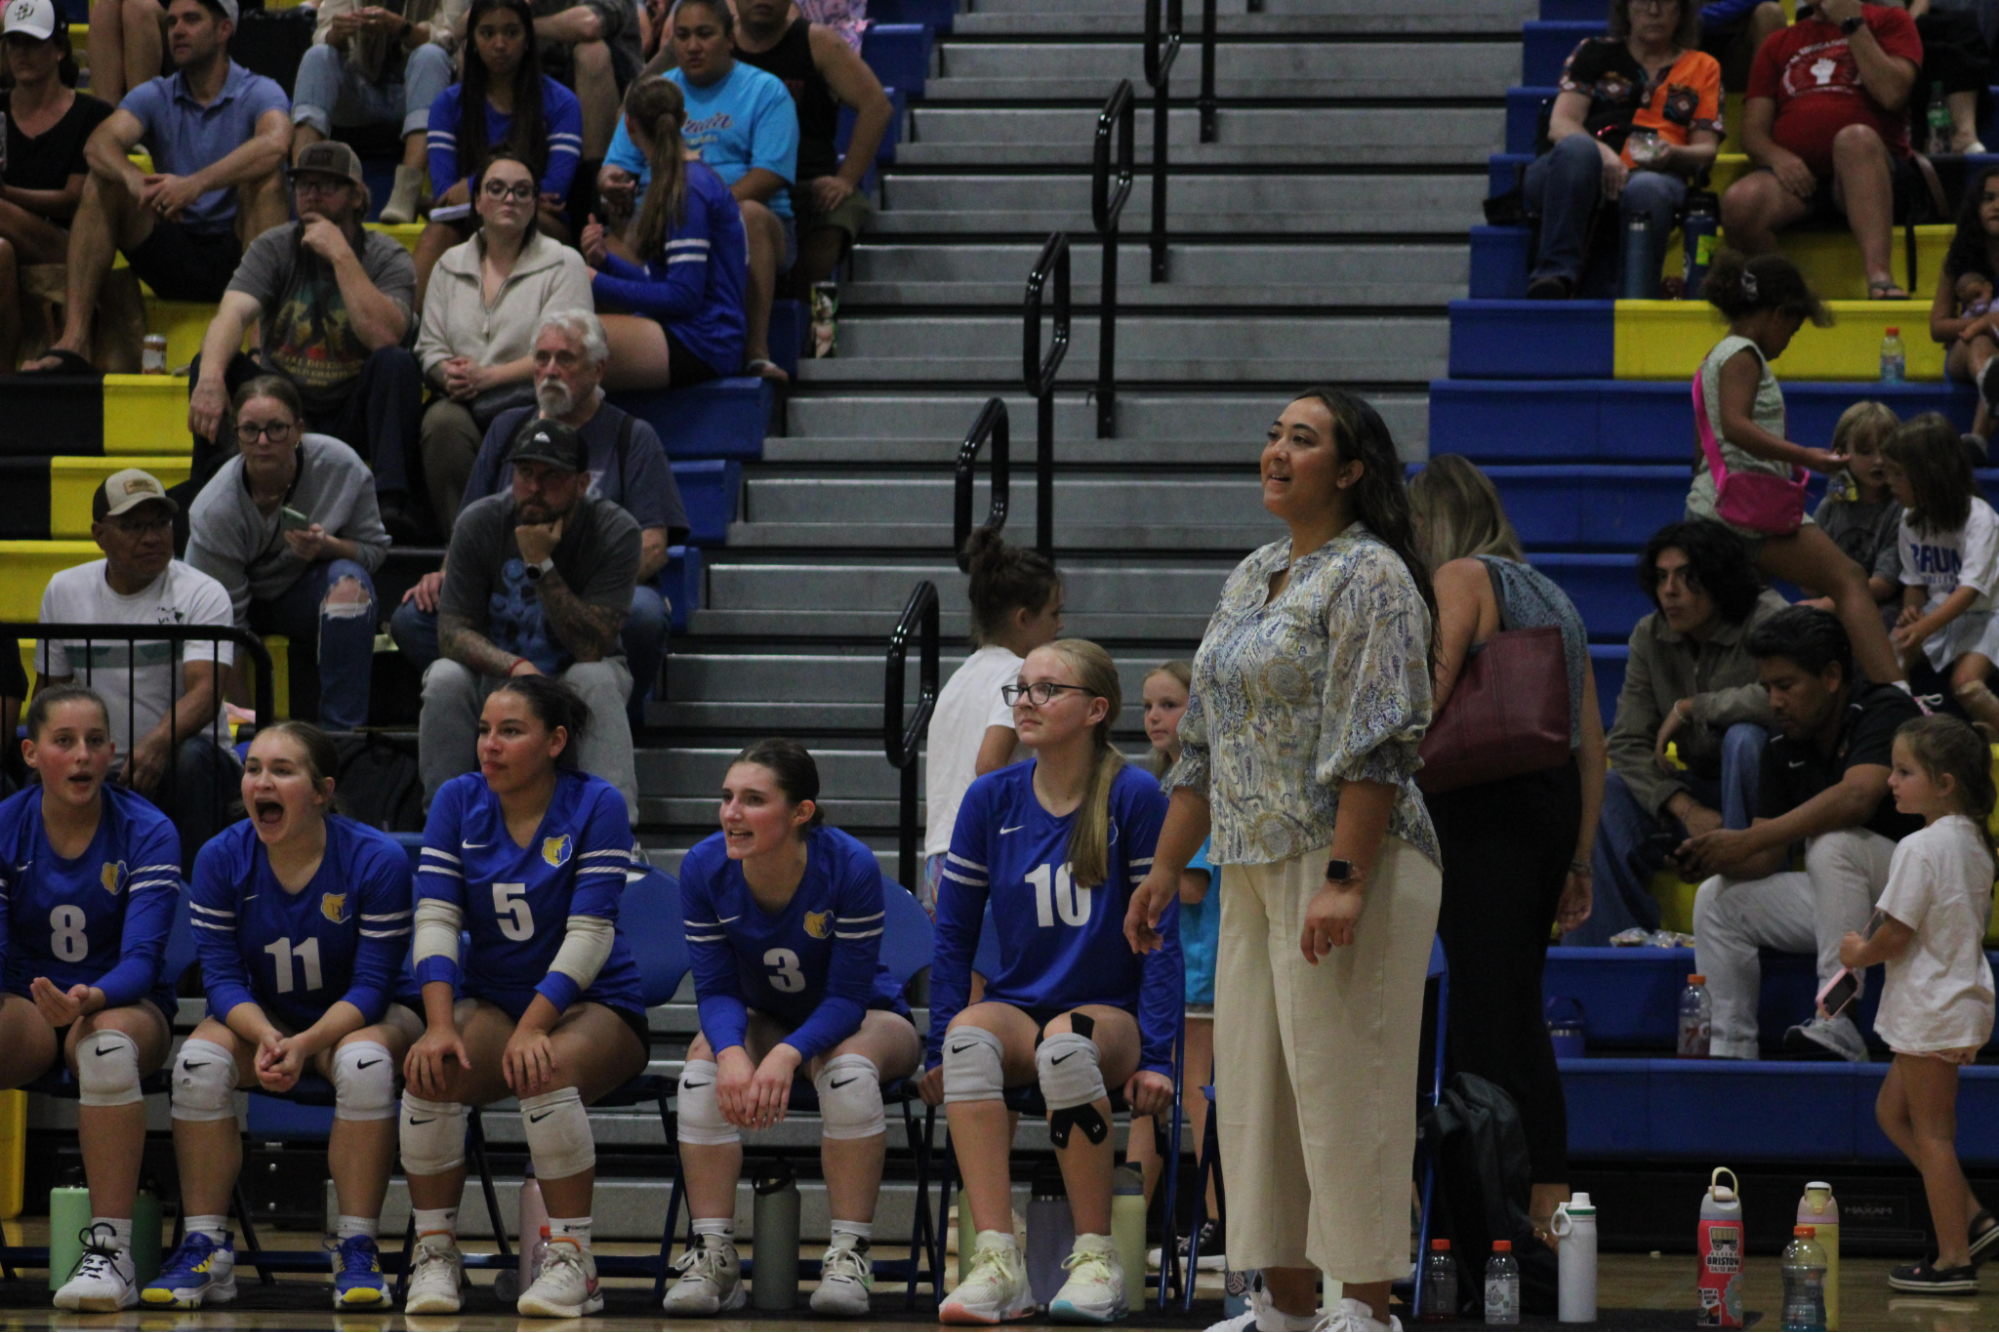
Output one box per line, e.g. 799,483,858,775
459,0,548,187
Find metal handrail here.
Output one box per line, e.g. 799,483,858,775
1092,79,1135,439
1198,0,1217,142
882,581,940,895
1023,231,1070,556
1143,0,1181,281
953,397,1010,570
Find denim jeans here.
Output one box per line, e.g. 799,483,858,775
248,558,377,731
1523,134,1689,297
1566,721,1767,945
291,41,454,138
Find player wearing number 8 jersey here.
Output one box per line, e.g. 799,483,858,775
919,640,1180,1326
0,686,179,1312
663,739,921,1318
402,675,649,1319
150,721,423,1312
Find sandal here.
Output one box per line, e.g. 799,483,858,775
1970,1208,1999,1267
1869,279,1911,300
21,347,100,376
745,357,790,384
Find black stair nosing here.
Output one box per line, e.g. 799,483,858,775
781,377,1438,395
878,159,1491,177
851,232,1475,250
935,30,1529,47
910,94,1511,110
828,301,1454,318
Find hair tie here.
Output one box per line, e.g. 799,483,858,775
1740,270,1760,301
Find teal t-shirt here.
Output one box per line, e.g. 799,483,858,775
1180,838,1218,1006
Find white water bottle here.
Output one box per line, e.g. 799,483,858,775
1551,1192,1598,1324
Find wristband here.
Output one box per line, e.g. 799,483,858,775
508,656,535,676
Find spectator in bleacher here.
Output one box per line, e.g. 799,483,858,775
396,309,687,731
1802,401,1905,628
1524,0,1724,300
1698,0,1785,91
1693,251,1909,688
22,0,290,376
290,0,466,226
1409,454,1605,1237
528,0,645,162
412,0,583,310
36,468,240,869
0,0,113,374
183,140,424,542
418,417,642,820
731,0,891,298
603,0,798,380
1935,167,1999,446
184,376,390,733
413,152,593,520
1720,0,1923,299
581,77,747,389
1689,607,1923,1061
1910,0,1992,154
1575,520,1784,946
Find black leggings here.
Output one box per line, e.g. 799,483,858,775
1428,760,1581,1185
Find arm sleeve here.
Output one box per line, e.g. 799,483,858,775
541,80,583,198
1874,842,1931,931
1557,39,1599,96
437,505,495,625
1746,32,1780,101
413,785,468,988
680,851,751,1054
625,423,687,540
533,784,632,1012
1123,779,1181,1076
751,79,800,184
1870,7,1924,68
183,515,253,629
414,264,456,375
1693,52,1723,135
425,87,460,195
461,417,513,513
334,454,391,574
589,185,717,321
180,573,237,671
1313,551,1433,790
96,815,180,1009
1958,506,1999,598
575,512,642,610
926,781,992,1067
364,237,417,321
190,838,259,1020
341,842,413,1023
780,848,882,1062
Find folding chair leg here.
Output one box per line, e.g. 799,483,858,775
231,1180,276,1286
1186,1091,1225,1311
934,1127,957,1308
467,1111,512,1262
395,1215,417,1303
652,1093,678,1303
905,1100,937,1310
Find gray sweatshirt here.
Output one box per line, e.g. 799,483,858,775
186,433,391,625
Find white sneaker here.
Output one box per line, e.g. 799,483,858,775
810,1236,875,1315
402,1233,465,1316
517,1237,602,1318
1048,1235,1128,1324
1785,1013,1868,1063
662,1235,745,1315
53,1225,137,1312
940,1233,1035,1325
1313,1297,1403,1331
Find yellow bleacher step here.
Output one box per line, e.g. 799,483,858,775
50,458,190,537
0,542,100,622
1615,298,1940,380
103,374,192,456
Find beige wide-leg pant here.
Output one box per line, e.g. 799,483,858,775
1214,836,1442,1282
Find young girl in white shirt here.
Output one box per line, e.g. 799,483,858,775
1841,714,1999,1293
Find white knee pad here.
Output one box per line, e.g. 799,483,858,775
676,1060,739,1146
520,1086,596,1181
75,1029,143,1107
1036,1032,1108,1149
332,1041,397,1122
941,1026,1005,1105
399,1094,468,1176
170,1039,238,1122
813,1054,885,1141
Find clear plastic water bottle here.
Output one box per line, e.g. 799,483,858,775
1928,80,1952,156
1485,1240,1521,1326
1780,1226,1828,1330
1678,973,1712,1058
1881,327,1906,383
1419,1238,1457,1322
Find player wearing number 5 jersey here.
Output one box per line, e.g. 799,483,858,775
0,686,179,1313
402,675,650,1319
149,722,423,1313
920,640,1180,1327
663,739,921,1319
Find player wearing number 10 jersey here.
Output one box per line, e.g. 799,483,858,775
0,687,180,1313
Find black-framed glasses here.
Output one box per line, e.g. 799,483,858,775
1002,681,1096,707
482,179,536,202
237,421,296,442
110,515,174,536
291,176,351,198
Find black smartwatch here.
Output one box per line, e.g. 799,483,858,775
1325,858,1356,884
1840,14,1864,34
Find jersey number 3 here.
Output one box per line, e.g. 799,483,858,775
1026,863,1091,928
764,948,806,993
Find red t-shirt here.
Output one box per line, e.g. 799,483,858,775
1747,4,1923,174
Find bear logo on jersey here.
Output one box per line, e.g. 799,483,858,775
99,861,127,896
803,910,831,939
542,835,574,868
321,893,349,924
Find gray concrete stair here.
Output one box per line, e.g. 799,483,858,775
897,106,1501,166
926,38,1517,99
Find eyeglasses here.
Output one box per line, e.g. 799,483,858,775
291,176,351,198
1628,0,1677,11
110,515,173,536
237,421,296,442
483,180,537,202
1001,681,1096,707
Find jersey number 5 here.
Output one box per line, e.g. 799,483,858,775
764,948,806,993
265,936,324,994
1026,863,1091,928
493,883,535,941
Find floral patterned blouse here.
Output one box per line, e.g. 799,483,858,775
1166,523,1441,870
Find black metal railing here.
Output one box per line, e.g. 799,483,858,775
953,397,1010,569
1143,0,1181,282
1023,232,1070,558
1198,0,1218,142
882,582,939,895
1092,79,1135,440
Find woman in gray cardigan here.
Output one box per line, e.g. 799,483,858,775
186,376,390,731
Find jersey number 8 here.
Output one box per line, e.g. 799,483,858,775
1026,863,1092,928
50,906,88,963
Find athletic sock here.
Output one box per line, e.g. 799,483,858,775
412,1207,458,1240
829,1218,873,1247
691,1216,734,1244
335,1215,379,1242
185,1215,230,1246
90,1218,132,1253
548,1216,591,1250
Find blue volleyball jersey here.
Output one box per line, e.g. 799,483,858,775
415,770,645,1018
929,761,1180,1075
679,825,911,1063
0,784,180,1016
190,817,420,1032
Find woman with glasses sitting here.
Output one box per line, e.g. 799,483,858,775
917,639,1180,1326
185,376,390,732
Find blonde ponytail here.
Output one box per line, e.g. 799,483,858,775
1047,639,1126,889
626,77,691,264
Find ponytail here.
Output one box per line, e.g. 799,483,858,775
626,78,691,263
1043,639,1125,889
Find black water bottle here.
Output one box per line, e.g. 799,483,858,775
1682,190,1719,299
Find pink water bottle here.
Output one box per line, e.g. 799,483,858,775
1696,1167,1744,1329
517,1169,548,1291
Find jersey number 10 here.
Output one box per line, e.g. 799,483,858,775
1026,863,1092,928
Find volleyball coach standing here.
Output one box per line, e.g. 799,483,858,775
1126,389,1443,1333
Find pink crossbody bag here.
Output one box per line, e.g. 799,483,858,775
1692,368,1807,536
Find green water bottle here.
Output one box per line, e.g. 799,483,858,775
131,1187,161,1285
47,1173,89,1291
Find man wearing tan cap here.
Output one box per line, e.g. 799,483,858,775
34,469,239,868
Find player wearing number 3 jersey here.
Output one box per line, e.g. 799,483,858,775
0,687,179,1313
151,722,423,1313
402,676,649,1320
664,739,920,1319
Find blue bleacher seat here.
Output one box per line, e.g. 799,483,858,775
1412,463,1691,549
1523,21,1603,86
670,460,742,546
1505,88,1554,157
860,24,932,100
769,298,805,381
1532,552,1651,640
1449,299,1617,379
659,544,704,633
867,0,956,31
607,378,773,460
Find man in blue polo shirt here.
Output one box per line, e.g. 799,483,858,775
25,0,289,373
